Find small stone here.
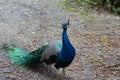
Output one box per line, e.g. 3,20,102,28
116,17,120,20
32,32,35,34
18,37,21,39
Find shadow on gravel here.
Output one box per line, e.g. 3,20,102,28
28,64,73,80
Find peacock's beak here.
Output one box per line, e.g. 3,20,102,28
67,20,69,25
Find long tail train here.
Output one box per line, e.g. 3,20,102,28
2,43,48,67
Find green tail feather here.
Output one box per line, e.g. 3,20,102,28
2,43,48,67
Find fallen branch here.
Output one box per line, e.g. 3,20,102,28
0,64,11,68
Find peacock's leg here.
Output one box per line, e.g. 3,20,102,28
63,68,66,79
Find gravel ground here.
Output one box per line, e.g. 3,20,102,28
0,0,120,80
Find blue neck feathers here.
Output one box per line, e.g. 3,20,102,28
61,28,76,61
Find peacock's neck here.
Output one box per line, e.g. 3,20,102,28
62,28,72,48
61,28,75,60
62,28,69,46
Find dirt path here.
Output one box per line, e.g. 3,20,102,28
0,0,120,80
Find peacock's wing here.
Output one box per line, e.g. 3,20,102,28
40,42,62,64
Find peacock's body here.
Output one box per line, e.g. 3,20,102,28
2,20,76,77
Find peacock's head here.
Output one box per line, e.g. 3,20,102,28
61,20,69,29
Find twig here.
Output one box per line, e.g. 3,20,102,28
2,65,22,74
5,75,22,80
0,64,11,68
107,64,120,68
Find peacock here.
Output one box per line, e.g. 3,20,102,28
2,20,76,77
54,20,76,77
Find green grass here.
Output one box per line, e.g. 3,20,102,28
59,0,120,16
59,0,96,22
